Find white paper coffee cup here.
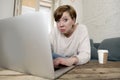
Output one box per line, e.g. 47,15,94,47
98,50,108,64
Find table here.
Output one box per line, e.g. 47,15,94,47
58,60,120,80
0,61,120,80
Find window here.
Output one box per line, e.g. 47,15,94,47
14,0,53,33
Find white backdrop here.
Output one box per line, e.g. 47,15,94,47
0,0,14,19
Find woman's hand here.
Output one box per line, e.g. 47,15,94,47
53,57,78,68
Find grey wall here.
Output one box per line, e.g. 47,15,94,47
82,0,120,42
0,0,14,19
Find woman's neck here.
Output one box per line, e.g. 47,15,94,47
64,23,78,37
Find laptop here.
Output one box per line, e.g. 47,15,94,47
0,12,75,79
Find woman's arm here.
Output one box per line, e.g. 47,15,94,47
75,25,91,65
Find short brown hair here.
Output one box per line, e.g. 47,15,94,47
54,5,77,22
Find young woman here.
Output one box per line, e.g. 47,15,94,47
49,5,91,68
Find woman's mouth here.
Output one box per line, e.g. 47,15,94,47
60,29,65,32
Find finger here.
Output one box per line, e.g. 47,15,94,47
53,59,60,67
60,58,73,66
59,59,68,66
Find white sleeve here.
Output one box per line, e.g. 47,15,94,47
49,27,57,53
75,25,91,65
49,27,55,52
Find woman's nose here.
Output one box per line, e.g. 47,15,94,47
59,22,64,27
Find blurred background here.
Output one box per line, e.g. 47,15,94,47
0,0,120,43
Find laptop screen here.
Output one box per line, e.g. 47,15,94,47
0,12,55,79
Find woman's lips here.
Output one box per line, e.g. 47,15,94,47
60,29,65,32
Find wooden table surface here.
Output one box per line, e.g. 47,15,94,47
58,60,120,80
0,60,120,80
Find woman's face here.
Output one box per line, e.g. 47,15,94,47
56,12,75,35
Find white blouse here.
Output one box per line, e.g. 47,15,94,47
49,24,91,65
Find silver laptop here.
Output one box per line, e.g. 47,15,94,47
0,12,75,79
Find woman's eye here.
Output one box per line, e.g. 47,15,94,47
64,19,68,22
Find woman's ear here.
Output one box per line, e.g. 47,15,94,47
73,18,76,23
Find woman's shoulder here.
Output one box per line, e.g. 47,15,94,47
50,26,60,36
77,24,88,31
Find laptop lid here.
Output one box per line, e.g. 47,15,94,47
0,12,55,79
